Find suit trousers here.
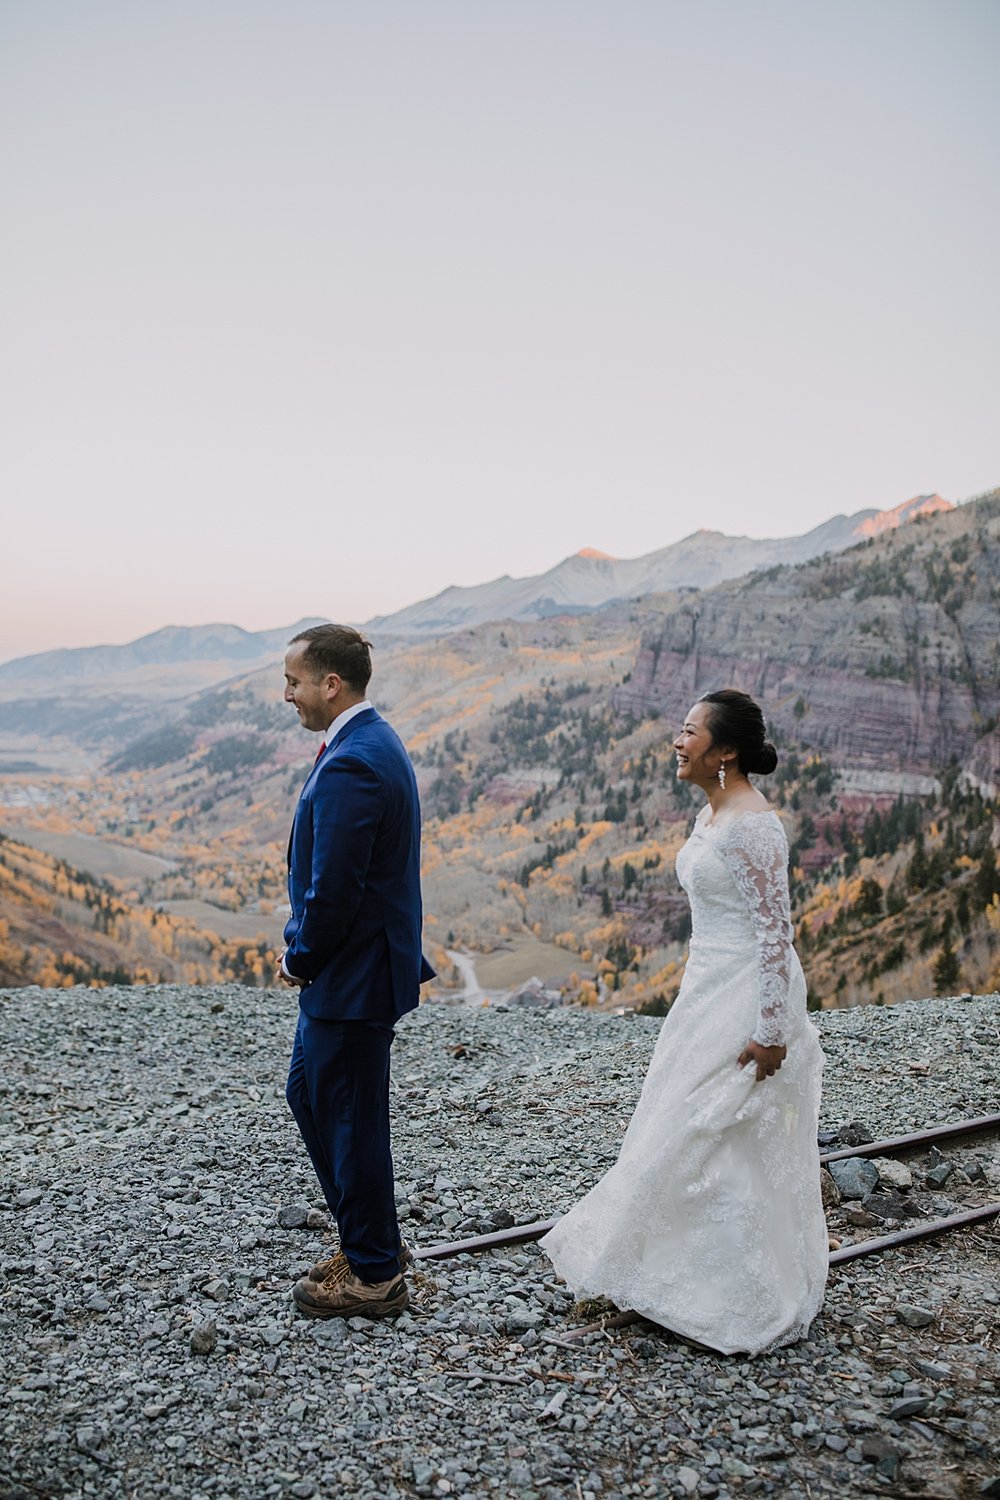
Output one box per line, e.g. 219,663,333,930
285,1009,401,1282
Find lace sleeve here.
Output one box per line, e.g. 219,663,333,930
717,814,795,1047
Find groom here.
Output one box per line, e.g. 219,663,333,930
277,623,434,1318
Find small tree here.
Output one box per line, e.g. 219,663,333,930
853,877,883,919
956,888,972,933
932,940,961,993
976,845,998,906
907,836,929,891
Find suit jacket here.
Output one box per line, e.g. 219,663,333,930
283,708,435,1022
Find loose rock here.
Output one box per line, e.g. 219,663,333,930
896,1303,935,1329
872,1156,913,1190
2,982,998,1500
828,1157,879,1200
819,1168,841,1207
861,1434,901,1482
189,1320,218,1354
888,1396,931,1419
277,1204,311,1229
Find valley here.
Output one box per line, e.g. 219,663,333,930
1,492,997,1014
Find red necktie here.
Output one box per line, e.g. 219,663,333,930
314,741,327,764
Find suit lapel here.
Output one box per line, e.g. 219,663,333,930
288,709,381,869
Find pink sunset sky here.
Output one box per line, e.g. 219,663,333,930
1,0,997,663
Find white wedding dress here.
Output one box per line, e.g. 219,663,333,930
542,808,827,1355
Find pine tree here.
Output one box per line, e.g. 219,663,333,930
976,845,998,906
854,877,883,919
907,831,929,891
932,941,961,993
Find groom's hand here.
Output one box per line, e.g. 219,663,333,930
275,949,305,988
738,1041,787,1081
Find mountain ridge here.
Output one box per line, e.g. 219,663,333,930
0,618,326,685
363,495,953,637
0,494,953,679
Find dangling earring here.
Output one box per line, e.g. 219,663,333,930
718,761,727,791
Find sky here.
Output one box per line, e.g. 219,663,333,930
1,0,998,663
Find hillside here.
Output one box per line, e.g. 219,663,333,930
0,832,273,988
0,606,653,988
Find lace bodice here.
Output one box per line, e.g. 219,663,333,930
675,809,796,1047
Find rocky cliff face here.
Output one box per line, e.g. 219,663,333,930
616,492,1000,774
965,729,1000,798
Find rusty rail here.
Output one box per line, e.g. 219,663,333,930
409,1112,1000,1344
820,1112,1000,1165
412,1112,1000,1265
414,1219,557,1262
827,1201,1000,1264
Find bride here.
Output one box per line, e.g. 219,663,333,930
542,688,827,1355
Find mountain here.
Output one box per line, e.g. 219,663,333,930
0,618,325,688
365,495,953,636
0,496,952,688
616,491,999,775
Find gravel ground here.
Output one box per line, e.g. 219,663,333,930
1,984,998,1500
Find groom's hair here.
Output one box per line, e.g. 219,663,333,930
289,624,373,693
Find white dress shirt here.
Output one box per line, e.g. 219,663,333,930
321,698,373,750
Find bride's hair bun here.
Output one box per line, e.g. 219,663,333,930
698,689,779,777
745,739,778,775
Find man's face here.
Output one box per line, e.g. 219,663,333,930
283,645,335,733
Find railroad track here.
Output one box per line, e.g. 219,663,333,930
410,1111,1000,1343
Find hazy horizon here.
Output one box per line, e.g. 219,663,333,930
0,488,980,666
3,1,998,662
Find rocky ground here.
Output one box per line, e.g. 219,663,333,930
1,984,998,1500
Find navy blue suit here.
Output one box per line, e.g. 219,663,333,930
283,707,434,1280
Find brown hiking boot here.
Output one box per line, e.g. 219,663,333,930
306,1241,414,1282
292,1259,409,1320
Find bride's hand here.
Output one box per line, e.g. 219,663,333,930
737,1041,787,1081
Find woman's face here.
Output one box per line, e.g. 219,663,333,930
673,702,726,788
